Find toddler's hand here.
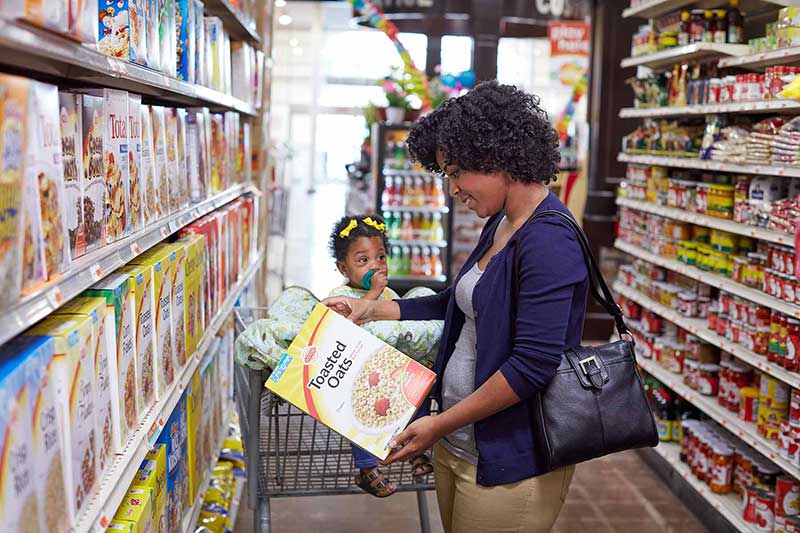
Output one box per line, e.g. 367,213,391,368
365,270,388,300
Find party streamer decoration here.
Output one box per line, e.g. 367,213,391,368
554,72,588,141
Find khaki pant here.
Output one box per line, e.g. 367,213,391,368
433,442,574,533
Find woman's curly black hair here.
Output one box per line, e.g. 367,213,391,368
329,214,389,262
406,80,561,184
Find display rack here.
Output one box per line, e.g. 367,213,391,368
204,0,260,43
619,99,800,118
80,250,264,532
618,152,800,178
719,45,800,70
621,43,749,70
615,238,800,319
615,281,800,389
0,19,256,116
622,0,796,20
650,442,757,532
0,185,251,347
616,197,793,245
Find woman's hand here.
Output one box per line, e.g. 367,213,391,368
381,415,446,465
321,296,379,324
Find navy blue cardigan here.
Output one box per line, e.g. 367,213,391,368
396,191,589,486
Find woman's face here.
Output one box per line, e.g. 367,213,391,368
337,236,388,288
436,150,509,218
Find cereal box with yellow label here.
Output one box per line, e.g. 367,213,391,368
266,304,436,460
114,487,153,533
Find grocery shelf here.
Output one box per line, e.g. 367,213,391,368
381,205,450,214
204,0,260,44
614,281,800,389
182,403,235,533
615,239,800,319
78,250,264,532
388,239,448,248
618,152,800,178
383,169,439,178
637,352,800,478
0,184,252,348
618,99,800,118
0,19,256,116
623,0,795,19
651,442,756,532
621,43,750,70
720,46,800,70
616,197,793,245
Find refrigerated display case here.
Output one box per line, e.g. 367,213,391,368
372,122,453,291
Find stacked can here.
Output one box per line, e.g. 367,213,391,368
780,390,800,468
774,476,800,533
759,375,790,440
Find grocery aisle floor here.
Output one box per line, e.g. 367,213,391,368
238,183,708,532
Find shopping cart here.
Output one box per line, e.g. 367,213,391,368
233,307,436,533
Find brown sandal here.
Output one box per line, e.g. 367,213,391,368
355,468,397,498
410,454,434,477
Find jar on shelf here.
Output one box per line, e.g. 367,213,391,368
677,291,698,317
698,296,711,319
709,444,734,494
739,386,760,423
697,363,720,395
785,318,800,372
727,363,753,411
684,359,700,389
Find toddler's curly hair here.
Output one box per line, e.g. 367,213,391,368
329,214,389,262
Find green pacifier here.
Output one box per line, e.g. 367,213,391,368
362,269,377,290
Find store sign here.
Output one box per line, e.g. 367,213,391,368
548,21,589,86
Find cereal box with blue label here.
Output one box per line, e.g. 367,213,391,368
266,304,436,460
157,393,188,533
98,0,148,65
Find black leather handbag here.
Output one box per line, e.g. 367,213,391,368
511,209,659,472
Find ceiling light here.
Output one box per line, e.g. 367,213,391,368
289,38,299,47
275,0,286,7
278,14,292,25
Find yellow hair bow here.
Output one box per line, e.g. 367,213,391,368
363,217,387,233
338,219,359,238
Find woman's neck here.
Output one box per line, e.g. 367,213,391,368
503,181,549,227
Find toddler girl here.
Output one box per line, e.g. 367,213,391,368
328,214,439,498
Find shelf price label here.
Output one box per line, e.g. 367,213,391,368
90,264,104,281
130,243,143,255
160,226,169,238
46,287,65,308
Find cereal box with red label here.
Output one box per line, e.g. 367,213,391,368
0,338,43,533
149,105,169,220
128,93,143,233
266,304,436,460
85,274,139,448
26,315,99,524
118,264,157,411
98,0,148,65
59,92,86,259
81,94,107,253
0,74,28,309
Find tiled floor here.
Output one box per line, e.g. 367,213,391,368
239,185,708,532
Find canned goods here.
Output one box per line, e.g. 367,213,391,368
759,403,789,440
781,420,794,460
786,516,800,533
761,375,791,409
740,387,760,423
776,476,800,517
755,489,777,531
745,485,763,523
786,319,800,372
791,422,800,467
791,390,800,421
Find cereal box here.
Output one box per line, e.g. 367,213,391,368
81,94,108,253
59,92,85,259
176,0,196,82
188,107,211,200
142,444,167,533
84,274,139,447
131,459,161,533
0,338,43,533
209,112,225,193
54,297,118,471
173,107,189,209
231,41,253,105
21,109,47,293
20,336,70,532
193,0,205,86
139,104,157,225
68,0,99,43
149,106,169,219
224,111,239,185
109,520,135,532
266,304,436,460
0,74,28,309
128,94,143,233
180,215,217,325
238,119,252,184
4,0,68,33
205,17,224,92
115,487,153,533
198,352,215,472
178,234,205,357
168,243,188,369
254,49,265,108
164,108,181,213
185,367,202,504
158,0,177,77
130,246,178,396
27,81,70,280
157,394,187,533
146,0,160,71
186,109,204,202
98,0,148,64
118,264,157,410
26,315,99,523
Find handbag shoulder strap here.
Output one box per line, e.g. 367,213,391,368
510,209,629,338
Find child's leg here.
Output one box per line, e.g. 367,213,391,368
351,444,379,469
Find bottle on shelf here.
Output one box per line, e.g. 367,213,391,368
690,10,705,44
420,212,433,242
420,247,433,277
413,176,426,206
400,212,414,241
727,0,743,44
410,246,423,276
431,177,446,207
678,10,690,46
403,177,414,206
430,247,443,278
713,10,727,44
411,212,422,241
400,246,411,275
393,176,404,206
386,212,399,239
382,176,394,207
702,10,714,43
423,176,434,205
430,212,444,242
389,245,401,273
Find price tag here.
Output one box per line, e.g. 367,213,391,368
130,243,143,255
46,286,65,307
90,264,104,281
178,216,187,226
179,383,185,392
99,515,110,528
160,226,169,238
195,352,201,361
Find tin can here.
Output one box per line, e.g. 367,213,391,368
740,387,760,423
791,422,800,466
776,476,800,517
782,420,794,460
791,390,800,421
745,485,762,523
755,489,776,531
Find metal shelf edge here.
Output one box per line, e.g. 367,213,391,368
617,153,800,178
619,99,800,118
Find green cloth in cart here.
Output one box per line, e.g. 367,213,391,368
234,285,443,370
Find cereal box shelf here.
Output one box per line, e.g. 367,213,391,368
615,197,792,245
615,238,800,319
0,184,251,347
204,0,261,44
636,349,800,479
74,248,263,533
617,152,800,178
0,19,257,117
618,99,800,119
614,281,800,390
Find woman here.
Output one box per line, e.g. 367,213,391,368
324,81,589,532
